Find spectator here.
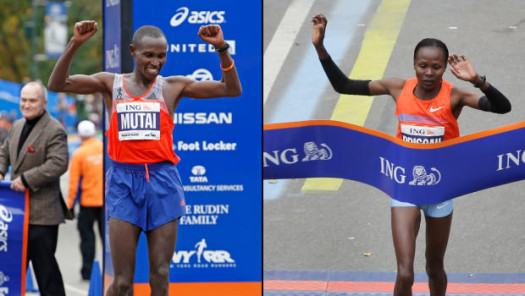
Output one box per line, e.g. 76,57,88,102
0,81,68,296
67,120,104,280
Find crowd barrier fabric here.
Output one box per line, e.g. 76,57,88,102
0,182,29,296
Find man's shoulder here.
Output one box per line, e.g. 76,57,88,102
6,118,25,136
72,144,88,157
74,138,103,158
38,112,67,136
96,72,117,82
163,75,192,85
85,138,104,149
161,75,193,98
47,115,66,131
12,117,25,127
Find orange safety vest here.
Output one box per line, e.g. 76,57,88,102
67,137,104,208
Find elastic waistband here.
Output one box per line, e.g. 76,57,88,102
112,161,173,171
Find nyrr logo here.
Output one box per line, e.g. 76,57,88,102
379,157,441,185
172,238,236,269
263,141,333,167
186,69,213,81
190,165,208,183
170,7,226,27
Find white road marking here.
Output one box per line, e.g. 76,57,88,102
263,0,315,105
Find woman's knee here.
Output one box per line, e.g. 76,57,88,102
396,266,414,285
426,258,445,278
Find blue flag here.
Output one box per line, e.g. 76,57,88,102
0,182,29,296
264,120,525,204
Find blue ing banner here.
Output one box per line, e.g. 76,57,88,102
0,182,28,296
131,0,261,285
264,120,525,204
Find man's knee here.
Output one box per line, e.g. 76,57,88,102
150,265,169,280
149,266,170,293
111,276,133,294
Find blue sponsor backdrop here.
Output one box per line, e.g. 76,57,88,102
103,0,121,74
0,182,27,296
105,0,262,285
264,121,525,204
102,0,121,281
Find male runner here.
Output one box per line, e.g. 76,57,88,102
49,20,241,295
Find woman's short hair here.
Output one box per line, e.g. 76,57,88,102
414,38,449,63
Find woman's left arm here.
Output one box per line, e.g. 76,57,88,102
449,54,511,113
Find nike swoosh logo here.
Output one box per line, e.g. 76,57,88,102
430,106,444,112
436,202,448,209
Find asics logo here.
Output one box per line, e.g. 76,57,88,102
430,106,444,112
170,7,226,27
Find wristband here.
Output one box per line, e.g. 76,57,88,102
473,75,486,88
215,42,230,54
220,60,235,72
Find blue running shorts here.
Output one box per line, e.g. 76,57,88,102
391,198,453,218
106,161,186,231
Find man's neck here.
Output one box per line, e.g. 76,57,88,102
25,110,46,125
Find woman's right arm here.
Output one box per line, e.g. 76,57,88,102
312,14,401,98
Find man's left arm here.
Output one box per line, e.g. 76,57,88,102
22,128,68,191
179,25,242,99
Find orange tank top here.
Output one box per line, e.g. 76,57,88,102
106,74,180,165
395,78,459,143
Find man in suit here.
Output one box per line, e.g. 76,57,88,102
0,81,68,296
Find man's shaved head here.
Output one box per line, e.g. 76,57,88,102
131,25,166,47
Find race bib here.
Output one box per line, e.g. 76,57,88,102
116,102,161,141
401,124,444,144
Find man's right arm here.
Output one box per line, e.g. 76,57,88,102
48,20,112,95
